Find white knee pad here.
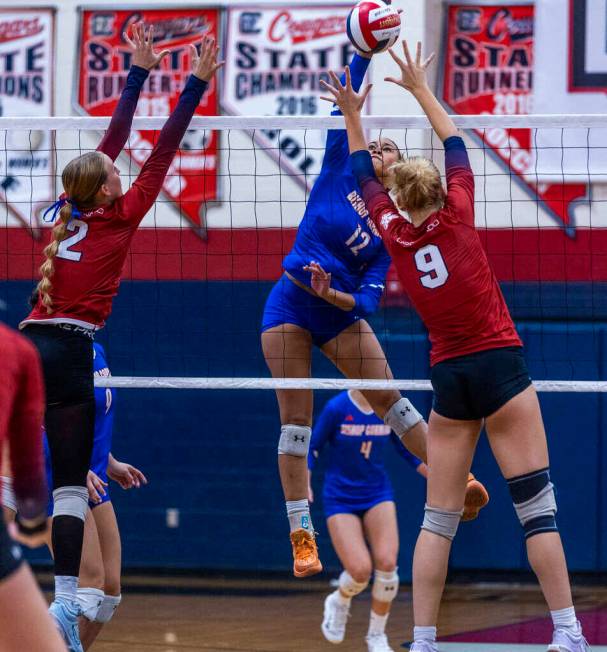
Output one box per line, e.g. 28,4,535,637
372,568,399,603
76,587,105,621
52,486,88,521
384,398,423,436
338,570,369,598
95,593,121,623
278,424,311,457
421,504,463,541
0,476,17,513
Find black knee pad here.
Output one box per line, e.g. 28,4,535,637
507,467,558,539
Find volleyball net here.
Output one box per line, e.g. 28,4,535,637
0,114,606,393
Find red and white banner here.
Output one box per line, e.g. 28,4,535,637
75,7,220,236
0,8,54,236
441,2,588,233
222,5,360,188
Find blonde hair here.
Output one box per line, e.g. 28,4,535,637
390,157,445,213
37,152,107,312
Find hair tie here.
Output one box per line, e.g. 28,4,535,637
42,197,81,223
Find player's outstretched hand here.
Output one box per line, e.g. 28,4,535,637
124,22,170,71
190,36,224,82
303,261,332,300
385,40,436,95
108,457,148,490
320,67,372,116
87,469,108,505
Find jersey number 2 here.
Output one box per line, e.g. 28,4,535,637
57,219,88,262
414,244,449,289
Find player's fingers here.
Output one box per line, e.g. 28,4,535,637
422,52,436,69
157,49,170,62
402,39,413,67
360,83,373,104
146,24,154,47
416,41,422,65
345,65,352,89
384,76,404,87
328,69,343,89
123,31,136,50
134,468,148,484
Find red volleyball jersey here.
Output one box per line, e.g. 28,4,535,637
358,147,521,366
0,323,47,519
23,70,207,330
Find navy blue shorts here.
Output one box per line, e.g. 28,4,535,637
261,275,360,347
431,346,532,421
0,516,22,582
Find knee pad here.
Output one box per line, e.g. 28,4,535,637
278,425,311,457
507,467,557,539
1,476,17,514
372,568,399,603
76,587,105,621
422,505,462,541
52,486,88,521
95,593,121,623
384,398,423,437
338,570,369,598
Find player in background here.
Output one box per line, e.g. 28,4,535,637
1,341,147,651
0,323,67,652
18,24,222,652
322,40,589,652
309,390,426,652
261,49,489,579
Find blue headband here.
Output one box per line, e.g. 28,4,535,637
42,197,81,224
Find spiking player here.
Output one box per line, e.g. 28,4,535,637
18,24,222,652
0,323,66,651
261,48,489,579
309,390,427,652
322,40,589,652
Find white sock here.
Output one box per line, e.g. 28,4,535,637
286,499,313,533
413,625,437,642
551,606,579,632
55,575,78,603
334,590,351,606
368,610,389,636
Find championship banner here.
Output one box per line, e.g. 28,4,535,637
441,2,588,233
75,8,220,236
0,9,54,236
222,5,361,188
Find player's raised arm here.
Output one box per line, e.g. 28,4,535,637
120,36,223,222
97,22,170,161
385,40,458,142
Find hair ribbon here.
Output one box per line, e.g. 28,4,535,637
42,197,82,224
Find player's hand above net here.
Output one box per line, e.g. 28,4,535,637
320,67,372,116
385,40,436,95
124,22,170,71
190,36,224,82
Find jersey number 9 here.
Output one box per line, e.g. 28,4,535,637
415,244,449,289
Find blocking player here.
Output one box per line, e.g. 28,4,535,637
19,24,222,652
261,49,489,580
322,40,589,652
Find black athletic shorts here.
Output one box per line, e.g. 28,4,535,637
431,346,532,421
0,517,22,582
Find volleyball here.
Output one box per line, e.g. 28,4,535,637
346,0,401,54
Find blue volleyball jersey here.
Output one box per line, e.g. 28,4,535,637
308,391,421,503
282,54,391,318
90,343,115,481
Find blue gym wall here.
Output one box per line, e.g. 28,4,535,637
3,280,606,580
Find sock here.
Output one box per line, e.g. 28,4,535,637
413,625,437,642
286,499,313,533
334,589,351,606
368,610,389,636
551,606,579,632
55,575,78,604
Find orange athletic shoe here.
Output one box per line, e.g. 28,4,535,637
462,473,490,522
290,529,323,578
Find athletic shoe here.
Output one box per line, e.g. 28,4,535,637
321,591,350,644
407,641,439,652
49,598,84,652
290,528,322,578
547,624,591,651
366,632,394,651
462,473,490,522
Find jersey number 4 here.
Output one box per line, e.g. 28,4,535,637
57,219,89,262
360,440,372,460
414,244,449,288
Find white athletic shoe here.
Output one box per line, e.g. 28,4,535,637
547,624,591,652
321,591,350,644
408,640,439,652
366,632,394,651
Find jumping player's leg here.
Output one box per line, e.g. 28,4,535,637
363,501,400,652
323,513,372,643
411,411,481,650
485,386,587,649
261,323,320,577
